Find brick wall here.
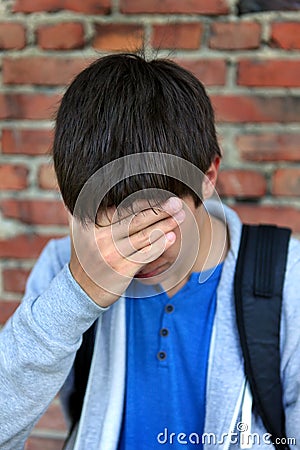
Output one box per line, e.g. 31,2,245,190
0,0,300,448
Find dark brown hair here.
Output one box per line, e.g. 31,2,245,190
53,53,221,222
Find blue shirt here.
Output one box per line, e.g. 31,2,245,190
118,264,223,450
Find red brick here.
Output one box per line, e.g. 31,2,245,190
0,235,55,259
2,129,53,155
35,401,67,431
0,300,20,325
0,23,26,49
232,204,300,234
3,268,30,293
13,0,111,14
272,169,300,197
1,200,68,226
217,170,266,198
38,164,58,190
37,22,85,50
238,59,300,87
152,23,202,50
0,93,61,120
177,59,226,86
212,95,300,123
209,22,261,50
0,165,28,190
271,22,300,50
25,437,65,450
93,24,144,51
121,0,229,14
3,57,94,86
236,134,300,162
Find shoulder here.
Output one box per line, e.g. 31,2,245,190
48,235,71,268
33,235,70,274
280,236,300,421
287,235,300,265
282,235,300,315
284,236,300,296
24,235,71,298
281,235,300,357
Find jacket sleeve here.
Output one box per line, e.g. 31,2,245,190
0,238,106,450
281,237,300,445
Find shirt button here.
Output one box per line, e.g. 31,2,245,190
157,351,167,361
160,328,169,337
165,304,174,313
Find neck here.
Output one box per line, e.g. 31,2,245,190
193,206,228,272
162,205,228,297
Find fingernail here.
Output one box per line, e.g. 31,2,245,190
174,209,186,223
166,231,176,242
164,197,182,213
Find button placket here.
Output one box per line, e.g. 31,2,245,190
157,302,174,364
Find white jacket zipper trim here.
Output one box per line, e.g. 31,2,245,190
223,378,246,450
240,381,253,449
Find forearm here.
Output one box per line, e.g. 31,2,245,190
0,264,105,449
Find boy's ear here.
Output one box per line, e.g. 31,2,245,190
202,156,221,200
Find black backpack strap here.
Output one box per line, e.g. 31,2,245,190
234,224,291,450
67,320,98,428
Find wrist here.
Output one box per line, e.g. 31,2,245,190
69,260,118,308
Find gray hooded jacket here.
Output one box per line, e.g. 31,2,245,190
0,202,299,450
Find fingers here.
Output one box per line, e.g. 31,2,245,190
96,200,159,227
116,208,185,257
93,196,185,264
72,196,185,257
110,197,184,239
126,226,177,268
72,196,185,284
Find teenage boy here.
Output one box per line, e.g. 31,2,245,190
0,54,299,450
